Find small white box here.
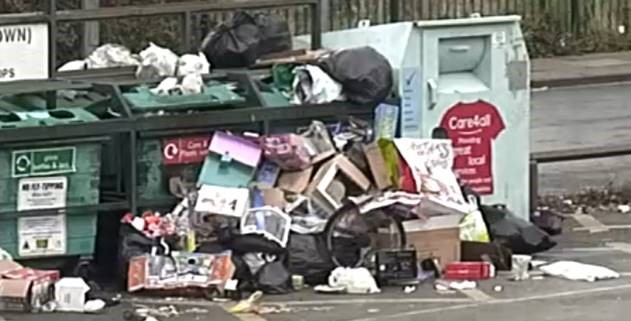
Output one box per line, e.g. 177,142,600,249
55,277,90,312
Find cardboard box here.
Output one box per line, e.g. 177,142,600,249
55,277,90,312
402,215,461,269
0,260,59,312
306,155,371,214
128,252,235,292
198,132,262,188
277,167,313,194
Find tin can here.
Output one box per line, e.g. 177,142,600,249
291,275,304,291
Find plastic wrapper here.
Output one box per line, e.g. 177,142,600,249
291,65,344,105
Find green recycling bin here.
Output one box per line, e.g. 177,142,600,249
0,109,103,261
118,78,252,205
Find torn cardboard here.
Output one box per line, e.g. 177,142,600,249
306,155,371,214
260,188,287,208
363,143,392,190
0,260,59,312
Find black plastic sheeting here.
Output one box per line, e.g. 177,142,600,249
480,205,557,255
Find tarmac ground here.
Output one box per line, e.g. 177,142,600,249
4,210,631,321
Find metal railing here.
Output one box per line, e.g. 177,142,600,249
530,145,631,210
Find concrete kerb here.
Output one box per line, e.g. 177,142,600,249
531,74,631,88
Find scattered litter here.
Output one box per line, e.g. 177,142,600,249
0,247,11,261
125,305,181,320
539,261,620,282
228,291,263,314
530,260,548,268
532,276,545,281
403,285,417,294
257,305,333,315
367,308,380,313
511,255,532,281
325,267,381,294
493,285,503,292
84,299,106,313
618,204,631,213
292,275,305,291
446,280,477,290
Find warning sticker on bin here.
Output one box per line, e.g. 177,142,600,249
18,215,66,257
17,176,67,211
11,147,76,177
162,136,210,165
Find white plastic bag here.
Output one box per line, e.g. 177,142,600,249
57,60,87,72
0,246,11,260
180,73,204,95
177,53,211,77
86,44,139,69
150,77,179,96
327,267,381,294
136,42,179,78
540,261,620,282
291,65,344,104
459,195,491,243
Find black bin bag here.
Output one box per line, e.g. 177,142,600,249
287,233,335,285
480,205,556,255
201,11,291,68
319,46,393,106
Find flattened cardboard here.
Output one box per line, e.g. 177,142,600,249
277,167,313,194
363,143,392,190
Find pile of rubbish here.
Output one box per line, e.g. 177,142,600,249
0,259,120,313
110,103,563,303
4,9,624,321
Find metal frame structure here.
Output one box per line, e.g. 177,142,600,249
0,0,322,79
529,145,631,210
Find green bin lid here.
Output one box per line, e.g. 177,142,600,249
0,108,99,129
123,82,247,112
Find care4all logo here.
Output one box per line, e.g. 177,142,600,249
11,147,76,177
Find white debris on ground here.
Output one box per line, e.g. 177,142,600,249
539,261,620,282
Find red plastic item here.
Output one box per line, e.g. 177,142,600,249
444,262,495,280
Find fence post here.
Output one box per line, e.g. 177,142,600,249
320,0,330,31
81,0,100,58
47,0,57,77
389,0,400,22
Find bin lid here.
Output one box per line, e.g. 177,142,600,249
123,81,246,112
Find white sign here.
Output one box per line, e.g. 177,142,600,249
17,176,68,211
400,68,422,137
0,23,49,81
394,138,468,213
195,185,249,217
18,215,66,257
